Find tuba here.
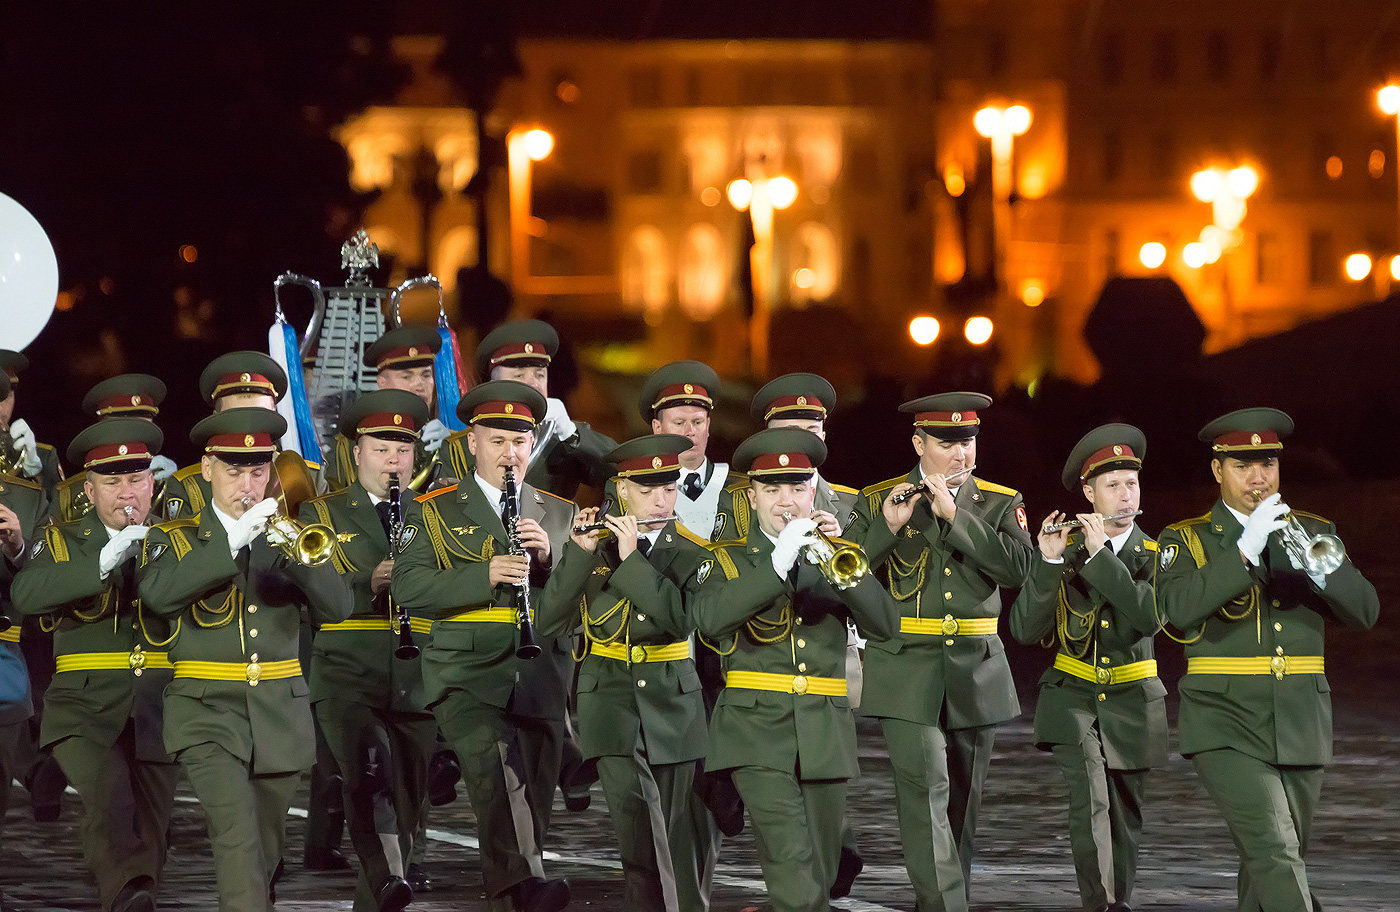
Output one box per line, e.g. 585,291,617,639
783,512,869,590
259,451,336,566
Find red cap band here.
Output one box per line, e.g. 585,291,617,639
211,372,277,400
205,431,277,454
95,393,157,416
653,382,712,411
1080,444,1140,480
375,345,435,370
616,452,681,477
471,400,536,425
914,410,979,428
1213,430,1282,452
357,411,420,437
747,452,815,476
84,442,152,469
764,394,826,421
488,341,552,368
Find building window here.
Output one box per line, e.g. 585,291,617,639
790,222,840,304
1256,232,1282,285
1150,32,1178,83
986,29,1008,78
1308,230,1337,286
1258,30,1281,83
1312,31,1337,81
682,68,704,106
1149,132,1175,181
626,150,664,195
678,224,725,320
847,138,880,195
1206,30,1230,82
1099,33,1124,86
622,226,670,312
1104,229,1120,277
1102,131,1123,184
1312,133,1335,185
628,67,663,107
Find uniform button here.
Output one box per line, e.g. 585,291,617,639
1101,656,1111,664
249,629,258,638
248,604,257,613
1274,622,1282,632
1271,600,1281,607
795,618,803,626
1276,646,1284,655
637,679,647,688
797,639,806,648
1100,619,1110,628
1097,693,1106,702
944,568,952,576
636,613,646,622
945,639,955,646
944,592,952,600
250,653,259,662
798,662,807,672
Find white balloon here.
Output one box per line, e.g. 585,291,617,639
0,192,59,351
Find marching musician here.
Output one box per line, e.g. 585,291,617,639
11,418,180,912
538,434,714,912
690,427,898,912
138,408,351,912
444,319,617,500
49,374,178,523
1156,408,1378,912
390,380,575,912
844,392,1032,911
1009,424,1166,912
749,372,864,899
299,390,436,912
1,349,64,502
323,326,450,494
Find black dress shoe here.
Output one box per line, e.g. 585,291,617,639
702,776,746,838
829,845,863,899
303,846,353,871
1105,904,1133,912
428,750,461,806
376,875,413,912
27,756,67,822
512,876,570,912
112,880,156,912
406,863,432,893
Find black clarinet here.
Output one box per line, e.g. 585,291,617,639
387,473,419,660
501,466,542,659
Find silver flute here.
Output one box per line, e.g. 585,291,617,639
1041,510,1143,533
889,465,976,505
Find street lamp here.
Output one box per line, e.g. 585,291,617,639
1190,163,1260,339
729,172,798,378
1377,83,1400,259
974,104,1032,292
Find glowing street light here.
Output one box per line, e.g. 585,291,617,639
731,172,800,376
974,102,1033,300
1345,253,1373,281
1182,242,1208,269
964,316,994,345
909,315,940,345
1391,254,1400,281
1378,84,1400,260
766,176,798,210
522,128,554,162
1139,242,1167,269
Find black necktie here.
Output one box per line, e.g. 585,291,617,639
499,489,511,521
637,537,652,558
681,472,703,500
374,501,394,538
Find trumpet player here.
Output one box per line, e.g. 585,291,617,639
1,349,64,501
844,392,1032,911
299,390,436,912
538,434,712,912
1009,425,1165,912
390,381,576,912
138,408,352,912
1156,408,1378,912
691,428,898,912
10,419,179,912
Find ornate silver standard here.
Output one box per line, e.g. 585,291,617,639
888,465,976,505
1040,510,1144,533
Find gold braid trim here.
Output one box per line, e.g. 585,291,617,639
1154,524,1205,644
583,596,630,646
192,589,241,629
138,602,180,648
44,525,70,563
1055,576,1098,659
888,546,928,602
311,499,356,575
697,542,742,655
745,599,793,643
422,500,492,567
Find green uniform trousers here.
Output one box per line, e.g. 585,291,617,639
434,690,548,899
178,741,302,912
1050,732,1147,912
0,720,22,847
1192,748,1324,912
516,706,565,852
730,768,845,912
316,698,436,912
595,744,701,912
51,728,179,910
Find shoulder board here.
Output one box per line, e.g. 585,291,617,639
153,517,200,534
37,442,57,453
675,523,712,547
862,475,905,497
724,474,749,493
172,463,203,481
1164,512,1212,533
1291,509,1326,523
702,537,746,553
304,487,352,509
827,482,859,495
1142,539,1159,551
973,478,1019,497
0,474,41,491
415,484,458,504
535,488,574,506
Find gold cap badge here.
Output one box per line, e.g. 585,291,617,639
797,395,807,406
1251,433,1262,445
651,456,663,469
244,434,255,447
131,394,141,406
951,411,962,422
240,372,251,383
118,444,129,455
504,403,514,413
393,414,403,425
778,453,790,466
1113,445,1123,456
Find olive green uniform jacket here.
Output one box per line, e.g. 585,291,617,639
0,473,45,717
1156,501,1379,764
137,510,352,772
1009,525,1167,769
537,523,710,766
846,470,1032,728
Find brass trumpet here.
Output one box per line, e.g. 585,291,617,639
246,453,337,566
782,512,869,590
1247,490,1345,576
1041,510,1143,533
0,428,20,476
889,465,976,505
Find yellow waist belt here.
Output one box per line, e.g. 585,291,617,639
0,627,19,643
1054,653,1158,686
56,649,172,676
726,670,847,697
592,641,690,664
320,617,432,636
1187,655,1324,681
901,615,999,636
443,607,530,624
174,658,302,687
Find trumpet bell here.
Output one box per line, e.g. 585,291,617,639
1280,517,1345,576
805,535,870,590
265,514,335,567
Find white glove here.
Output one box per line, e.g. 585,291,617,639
420,419,451,453
771,517,818,578
227,498,279,555
99,525,150,578
149,454,178,482
8,419,43,478
1237,493,1289,565
544,397,577,442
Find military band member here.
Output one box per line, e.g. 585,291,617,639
539,434,712,912
12,418,180,912
1009,424,1166,912
1,349,64,502
691,428,898,912
300,390,436,912
844,392,1032,911
639,362,743,543
49,374,177,524
138,409,352,912
166,352,290,520
1156,408,1379,912
391,380,575,912
323,326,450,494
444,319,616,500
750,372,864,899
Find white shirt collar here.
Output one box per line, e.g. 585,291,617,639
365,489,385,506
1107,525,1134,554
102,524,124,540
1224,502,1251,528
640,528,662,546
475,473,516,518
212,504,240,539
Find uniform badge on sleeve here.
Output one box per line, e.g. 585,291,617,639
149,544,167,561
1160,544,1178,570
712,514,727,539
1015,505,1028,532
696,560,713,585
397,525,417,549
166,499,183,519
29,539,44,559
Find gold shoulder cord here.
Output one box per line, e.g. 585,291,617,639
423,500,492,567
311,500,356,575
888,546,928,603
1153,526,1205,645
697,544,741,656
1055,576,1098,659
